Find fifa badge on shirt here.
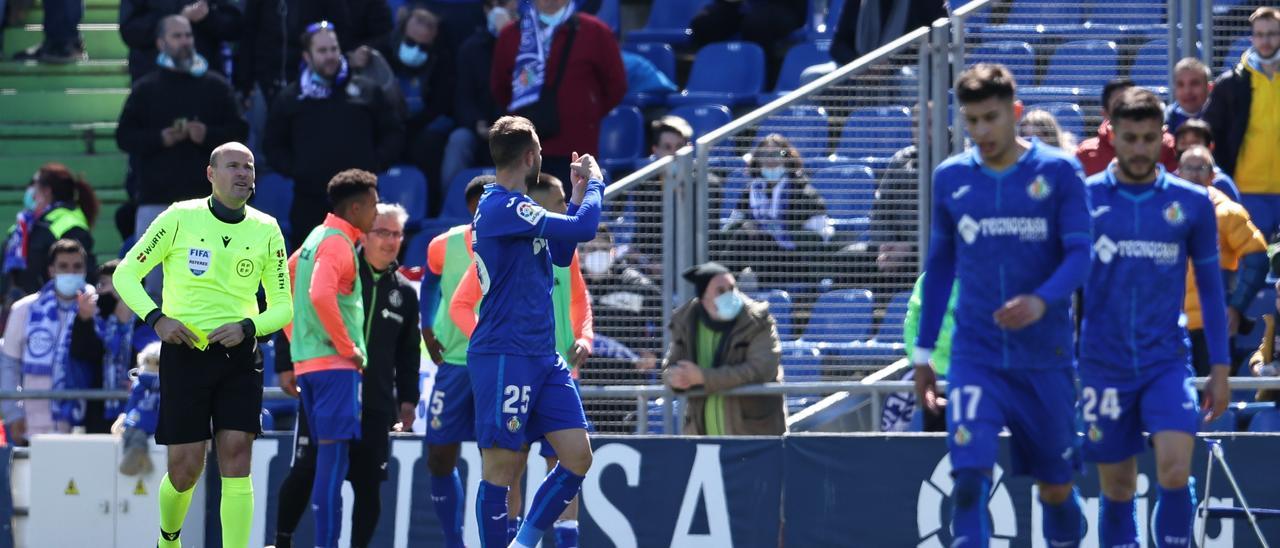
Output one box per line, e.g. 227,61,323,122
1163,201,1186,226
1088,424,1104,443
954,424,972,446
507,416,522,433
1027,175,1052,200
188,248,211,276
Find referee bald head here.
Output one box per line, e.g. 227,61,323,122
207,142,255,209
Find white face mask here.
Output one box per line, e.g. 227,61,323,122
760,166,786,182
582,250,612,275
538,2,571,26
713,290,744,320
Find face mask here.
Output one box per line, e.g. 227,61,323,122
398,41,428,67
582,251,612,275
96,292,117,317
713,290,744,320
488,7,510,36
760,166,786,182
23,186,35,211
538,3,571,26
54,273,85,297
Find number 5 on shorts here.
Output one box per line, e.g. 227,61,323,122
431,391,446,416
949,385,982,422
503,385,531,414
1082,386,1121,422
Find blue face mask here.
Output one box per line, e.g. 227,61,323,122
713,290,744,320
23,186,35,211
760,166,786,182
398,41,428,67
54,273,85,297
538,3,571,26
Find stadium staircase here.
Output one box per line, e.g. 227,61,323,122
1,0,129,261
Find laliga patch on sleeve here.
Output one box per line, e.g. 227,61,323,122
516,201,546,226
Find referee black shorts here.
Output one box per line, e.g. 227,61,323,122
292,403,392,483
156,339,263,445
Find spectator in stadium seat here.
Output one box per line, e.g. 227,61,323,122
1019,109,1076,151
1166,57,1214,133
831,0,947,66
663,262,785,435
580,226,662,378
1075,78,1179,177
1174,119,1242,203
73,259,155,435
118,0,242,82
691,0,805,82
264,23,404,243
1203,7,1280,242
442,0,516,189
237,0,393,105
1178,145,1268,378
0,240,96,445
116,15,246,299
377,7,456,217
491,0,626,188
645,115,692,165
1247,278,1280,404
16,164,99,295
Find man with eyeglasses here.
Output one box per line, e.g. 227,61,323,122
1177,145,1268,378
264,20,404,244
272,203,421,548
1205,6,1280,241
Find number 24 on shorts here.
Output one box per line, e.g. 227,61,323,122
503,385,531,414
1082,386,1121,422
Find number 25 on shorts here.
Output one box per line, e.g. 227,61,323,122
503,385,531,414
1082,386,1121,422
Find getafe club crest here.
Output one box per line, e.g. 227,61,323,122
507,416,522,433
1163,201,1185,226
1027,175,1052,200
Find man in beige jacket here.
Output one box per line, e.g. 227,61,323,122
663,262,786,435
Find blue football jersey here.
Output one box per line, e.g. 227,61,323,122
1080,167,1222,374
918,139,1092,370
468,181,605,356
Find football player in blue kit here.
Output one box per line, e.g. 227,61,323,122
1080,86,1231,548
466,116,604,548
913,63,1092,547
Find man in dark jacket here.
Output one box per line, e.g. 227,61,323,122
237,0,393,104
264,23,404,243
491,0,625,188
442,0,514,190
118,0,242,81
378,7,456,216
115,14,247,299
273,203,420,548
831,0,947,66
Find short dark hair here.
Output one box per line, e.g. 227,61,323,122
1110,86,1166,126
954,63,1016,104
1101,78,1136,113
1175,118,1214,146
301,22,337,53
99,259,121,277
48,238,86,264
489,116,538,169
528,173,562,199
156,14,188,39
650,115,692,147
326,169,378,210
465,175,494,205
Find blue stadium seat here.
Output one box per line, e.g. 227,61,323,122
804,288,876,344
1084,0,1167,38
1203,407,1237,432
669,103,732,140
599,106,646,173
750,289,795,340
756,104,831,162
1248,408,1280,433
982,0,1084,43
252,173,294,240
588,0,620,34
1040,40,1119,90
781,343,823,380
1131,39,1172,93
403,229,434,271
762,41,833,103
811,0,846,38
623,42,676,106
1027,102,1086,143
1222,36,1250,72
669,41,767,107
810,164,876,224
441,167,495,221
878,291,912,344
831,106,913,169
625,0,711,46
969,41,1037,87
379,165,429,222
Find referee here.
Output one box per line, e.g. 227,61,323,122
114,141,293,548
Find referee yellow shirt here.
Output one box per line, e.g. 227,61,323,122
114,198,293,340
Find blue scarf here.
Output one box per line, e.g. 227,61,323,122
299,57,351,100
748,177,795,250
508,0,575,111
123,371,161,435
95,315,135,418
2,209,35,275
156,51,208,77
22,282,87,425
